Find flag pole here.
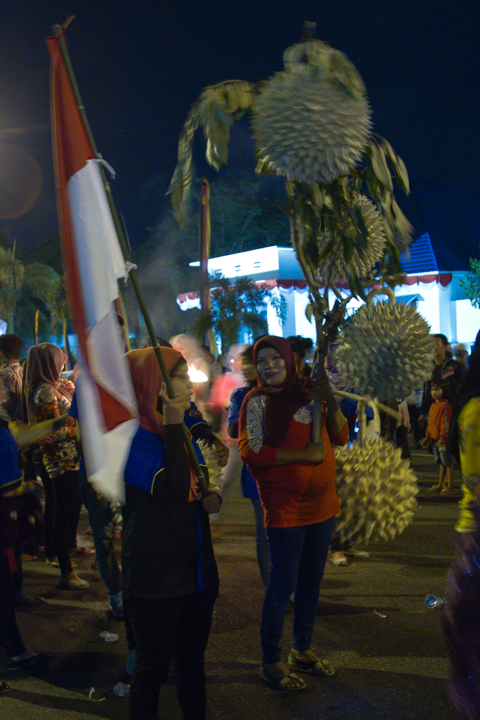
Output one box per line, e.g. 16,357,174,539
51,24,209,495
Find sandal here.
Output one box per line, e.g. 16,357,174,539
71,546,95,556
288,650,335,677
259,665,306,690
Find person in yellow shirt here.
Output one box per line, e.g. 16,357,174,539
448,337,480,532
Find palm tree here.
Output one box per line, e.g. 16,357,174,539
189,272,286,349
0,247,68,336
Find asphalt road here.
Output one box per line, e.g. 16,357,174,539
1,448,464,720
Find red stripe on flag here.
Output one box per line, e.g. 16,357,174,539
47,36,133,431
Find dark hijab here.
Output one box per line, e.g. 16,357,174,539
448,340,480,463
246,336,312,447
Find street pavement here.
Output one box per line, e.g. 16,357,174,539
1,447,465,720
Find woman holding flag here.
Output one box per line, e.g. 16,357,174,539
123,347,221,720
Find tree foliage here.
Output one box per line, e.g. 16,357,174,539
460,257,480,309
0,235,68,342
189,272,286,349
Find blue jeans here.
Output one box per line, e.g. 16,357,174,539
79,471,120,598
250,497,271,588
261,516,334,664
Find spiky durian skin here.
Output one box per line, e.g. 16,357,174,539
334,439,418,545
252,64,372,184
316,194,386,282
335,301,435,401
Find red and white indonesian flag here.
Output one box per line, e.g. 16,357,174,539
47,36,138,503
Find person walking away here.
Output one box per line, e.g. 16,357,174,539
421,381,455,493
123,347,220,720
239,336,348,690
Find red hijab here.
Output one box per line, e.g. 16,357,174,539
126,347,184,438
247,336,313,446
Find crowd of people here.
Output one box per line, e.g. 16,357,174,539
1,326,479,716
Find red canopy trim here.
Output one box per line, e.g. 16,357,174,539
177,273,452,305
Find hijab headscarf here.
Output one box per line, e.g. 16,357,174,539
448,341,480,463
125,346,184,438
246,336,313,447
25,343,71,423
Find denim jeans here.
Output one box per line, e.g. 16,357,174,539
250,497,271,588
79,471,120,598
261,516,334,664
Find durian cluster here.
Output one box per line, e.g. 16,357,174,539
335,300,434,400
334,439,418,545
252,41,372,185
197,439,223,491
315,194,386,282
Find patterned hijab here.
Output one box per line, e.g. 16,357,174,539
125,347,184,438
246,336,313,447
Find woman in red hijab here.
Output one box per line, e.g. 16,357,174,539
238,336,348,690
123,347,221,720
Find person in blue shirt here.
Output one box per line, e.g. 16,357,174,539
0,404,51,681
122,347,221,720
227,345,271,587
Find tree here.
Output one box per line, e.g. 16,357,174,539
460,257,480,308
0,239,68,341
188,272,286,349
128,174,289,343
168,27,413,438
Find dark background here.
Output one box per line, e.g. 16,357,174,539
0,0,479,265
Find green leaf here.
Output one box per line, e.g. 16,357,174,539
370,143,393,191
318,237,337,261
381,138,410,195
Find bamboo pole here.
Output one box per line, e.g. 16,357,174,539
51,25,209,495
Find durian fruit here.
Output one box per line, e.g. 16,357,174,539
197,439,223,491
334,438,418,545
335,295,435,401
315,194,386,282
252,40,372,185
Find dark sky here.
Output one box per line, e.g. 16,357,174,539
0,0,479,264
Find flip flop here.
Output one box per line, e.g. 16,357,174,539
288,651,335,677
259,666,307,690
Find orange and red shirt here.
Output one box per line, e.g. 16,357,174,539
426,399,452,444
238,397,348,528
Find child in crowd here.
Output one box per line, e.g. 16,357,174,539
421,381,455,494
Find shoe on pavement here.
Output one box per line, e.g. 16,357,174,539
109,592,124,618
330,551,348,566
7,652,51,671
58,573,90,591
343,547,370,558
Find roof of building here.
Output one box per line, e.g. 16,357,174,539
400,233,438,274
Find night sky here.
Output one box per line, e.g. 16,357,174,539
0,0,479,266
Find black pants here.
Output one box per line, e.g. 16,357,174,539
0,543,26,658
128,590,217,720
41,469,82,574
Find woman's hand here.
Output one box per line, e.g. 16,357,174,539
202,492,222,514
303,441,327,464
160,383,190,425
213,438,229,467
